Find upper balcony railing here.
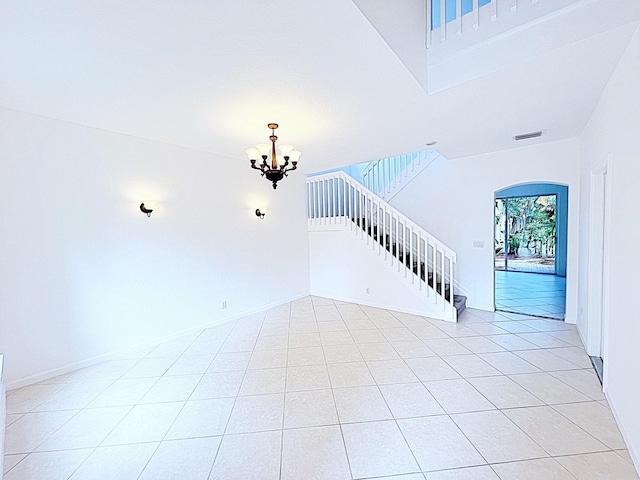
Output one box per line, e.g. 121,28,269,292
427,0,541,49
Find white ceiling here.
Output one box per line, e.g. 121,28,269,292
1,0,639,172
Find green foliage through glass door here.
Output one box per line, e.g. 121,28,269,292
495,195,556,273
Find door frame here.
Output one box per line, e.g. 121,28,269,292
496,193,559,275
493,183,569,317
495,183,568,277
586,156,612,360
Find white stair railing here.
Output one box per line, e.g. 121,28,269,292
307,171,457,321
427,0,543,48
361,150,439,201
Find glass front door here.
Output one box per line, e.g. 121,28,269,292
495,194,557,274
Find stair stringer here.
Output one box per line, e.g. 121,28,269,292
309,224,457,322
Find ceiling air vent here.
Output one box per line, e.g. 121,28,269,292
514,130,544,141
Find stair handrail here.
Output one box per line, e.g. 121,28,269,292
307,171,456,262
361,150,426,198
307,170,457,318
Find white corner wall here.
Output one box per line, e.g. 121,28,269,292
389,139,581,319
309,228,446,316
0,108,310,387
577,26,640,469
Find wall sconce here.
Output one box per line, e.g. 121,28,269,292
255,208,266,219
140,203,154,217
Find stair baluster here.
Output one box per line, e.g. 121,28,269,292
307,171,462,321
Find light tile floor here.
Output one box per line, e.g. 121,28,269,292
4,296,639,480
495,270,566,320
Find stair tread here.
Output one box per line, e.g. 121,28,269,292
352,214,462,314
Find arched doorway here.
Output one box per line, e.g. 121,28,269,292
494,183,568,320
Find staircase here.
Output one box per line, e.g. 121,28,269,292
361,149,440,202
307,171,465,322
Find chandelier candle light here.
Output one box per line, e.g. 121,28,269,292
245,123,301,189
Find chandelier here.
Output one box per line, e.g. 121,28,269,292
245,123,301,189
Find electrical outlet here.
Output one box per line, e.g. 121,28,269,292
222,301,227,309
365,288,370,294
473,240,484,248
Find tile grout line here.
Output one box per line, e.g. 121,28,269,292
360,313,424,477
326,299,356,480
134,325,239,480
277,301,292,480
5,297,626,480
204,309,267,480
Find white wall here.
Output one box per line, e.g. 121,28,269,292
389,139,581,320
0,354,5,472
577,26,640,468
0,108,310,387
309,228,449,317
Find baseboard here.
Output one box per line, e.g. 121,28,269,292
464,301,494,312
576,322,593,356
590,356,604,384
6,293,309,391
312,292,453,324
604,391,640,476
343,230,456,322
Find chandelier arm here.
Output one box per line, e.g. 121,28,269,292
270,135,279,170
247,123,299,189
